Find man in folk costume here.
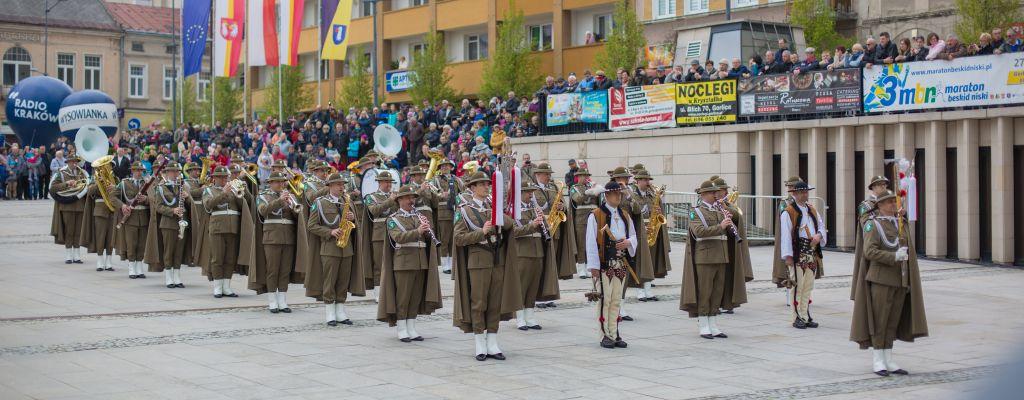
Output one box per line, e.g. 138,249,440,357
143,163,190,288
363,171,399,302
196,166,257,298
116,162,151,279
532,162,577,307
252,172,308,313
779,181,826,329
606,167,654,320
429,159,462,274
50,154,88,264
631,169,671,301
851,190,928,376
377,185,443,341
80,166,121,272
680,181,736,339
771,176,804,287
585,181,638,349
570,168,599,279
306,173,365,326
452,171,526,361
513,181,561,331
710,176,752,313
851,176,890,301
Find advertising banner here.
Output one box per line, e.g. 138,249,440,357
738,68,861,116
545,91,608,126
863,54,1024,112
675,80,737,124
385,70,416,92
608,84,676,131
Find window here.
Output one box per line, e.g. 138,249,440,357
685,0,709,15
163,66,175,100
528,24,553,51
412,0,428,6
320,59,329,80
197,72,210,101
594,14,613,42
685,41,702,59
131,41,144,52
653,0,676,19
734,0,758,7
129,64,146,98
84,54,101,90
466,34,487,61
359,1,375,17
302,1,317,27
165,44,176,54
2,46,32,86
57,53,74,88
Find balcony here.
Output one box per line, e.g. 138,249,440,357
297,27,319,55
436,0,488,31
497,0,549,18
832,0,857,19
445,59,485,95
382,4,431,40
563,0,616,10
561,43,603,77
349,16,374,46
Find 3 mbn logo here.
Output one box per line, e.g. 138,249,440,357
898,83,938,105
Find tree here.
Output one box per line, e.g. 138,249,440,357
337,46,374,111
594,0,646,75
480,0,541,99
408,29,458,105
202,77,243,125
261,64,310,119
789,0,848,54
164,75,202,127
955,0,1022,45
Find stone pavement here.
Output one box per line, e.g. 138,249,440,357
1,200,1023,399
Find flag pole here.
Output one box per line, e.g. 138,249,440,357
171,0,177,131
210,0,215,128
316,0,322,107
278,63,283,123
243,0,248,125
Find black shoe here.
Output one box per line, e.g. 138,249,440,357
475,354,487,361
225,293,238,298
638,297,648,302
890,369,908,375
614,339,628,348
600,337,616,348
167,284,175,288
487,353,506,360
327,320,338,327
129,275,138,279
214,294,223,298
412,336,423,341
444,270,451,275
806,320,819,328
97,267,104,272
105,267,114,271
65,260,73,264
270,308,280,314
874,370,890,377
400,337,412,343
547,303,556,308
339,319,353,325
621,315,634,321
579,275,589,279
528,325,542,330
73,260,83,264
701,333,715,339
722,309,734,314
138,274,146,279
175,283,185,288
793,318,807,329
518,326,529,331
536,303,548,309
714,333,728,338
649,296,659,301
280,308,291,313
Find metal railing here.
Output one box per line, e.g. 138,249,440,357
663,191,828,243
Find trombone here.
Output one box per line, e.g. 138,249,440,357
284,169,305,197
240,163,259,186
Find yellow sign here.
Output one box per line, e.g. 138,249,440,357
674,80,738,124
321,0,353,61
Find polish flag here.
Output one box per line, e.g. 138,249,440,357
247,0,279,67
278,0,306,66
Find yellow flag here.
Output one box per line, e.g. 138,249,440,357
321,0,353,60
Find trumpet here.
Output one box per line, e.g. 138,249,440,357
229,179,246,198
280,190,302,213
412,209,442,247
284,169,305,196
240,163,259,186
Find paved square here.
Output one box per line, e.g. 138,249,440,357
1,200,1022,399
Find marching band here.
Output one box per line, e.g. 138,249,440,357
46,142,927,375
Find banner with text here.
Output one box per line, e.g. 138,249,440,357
738,68,861,116
545,91,608,126
675,79,737,124
608,84,676,131
862,54,1024,113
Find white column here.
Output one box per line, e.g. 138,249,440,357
835,126,856,249
864,124,885,186
894,122,915,161
755,130,774,230
991,117,1014,264
924,121,947,258
956,119,980,261
782,128,800,181
807,127,828,226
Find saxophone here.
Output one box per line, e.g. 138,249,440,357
646,185,667,247
335,194,356,248
545,181,567,235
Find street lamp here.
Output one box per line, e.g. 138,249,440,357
43,0,68,76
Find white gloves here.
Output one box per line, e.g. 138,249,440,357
895,247,909,261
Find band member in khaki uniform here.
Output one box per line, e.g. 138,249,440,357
406,166,438,225
570,168,599,279
116,162,150,279
851,190,928,376
851,176,890,301
711,177,751,313
253,172,308,313
363,171,398,301
514,181,560,331
452,171,526,361
303,162,332,205
80,165,121,272
50,155,88,264
532,163,576,306
197,166,257,298
377,185,443,341
779,181,826,329
184,163,204,200
585,181,637,349
307,173,364,326
143,163,190,288
680,180,733,339
430,159,462,273
772,176,803,287
631,170,671,301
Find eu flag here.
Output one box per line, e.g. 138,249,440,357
181,0,211,77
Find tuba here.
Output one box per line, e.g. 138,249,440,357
76,125,116,212
90,155,118,213
646,185,667,247
424,149,446,181
546,181,568,235
336,194,356,248
372,124,403,158
198,157,214,185
285,169,305,197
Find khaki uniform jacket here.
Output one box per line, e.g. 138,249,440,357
49,166,88,245
688,202,729,265
430,174,463,221
570,183,600,258
850,196,879,300
307,195,356,258
79,181,123,254
303,193,365,300
257,191,298,245
387,211,430,270
535,181,578,279
118,178,150,227
202,187,242,235
679,202,747,317
377,209,443,326
143,181,194,272
365,192,397,242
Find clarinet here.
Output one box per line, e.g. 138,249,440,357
411,209,442,247
531,197,552,241
176,177,189,239
716,199,743,243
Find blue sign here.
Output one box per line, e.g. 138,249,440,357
385,70,417,93
127,118,142,130
332,24,347,45
57,90,119,140
4,76,73,147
